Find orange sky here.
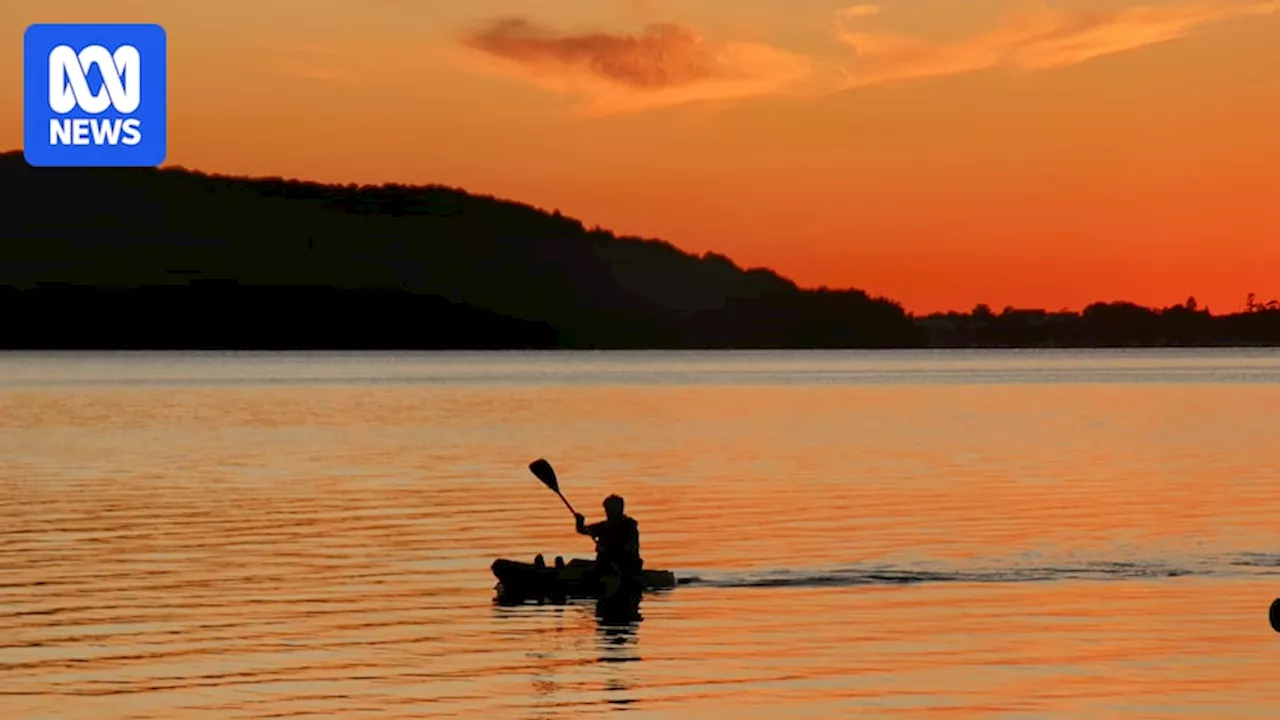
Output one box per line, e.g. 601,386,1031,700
3,0,1278,314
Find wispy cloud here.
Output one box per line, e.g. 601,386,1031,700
455,17,818,116
834,0,1279,88
452,0,1277,115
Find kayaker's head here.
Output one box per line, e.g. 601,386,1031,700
603,494,625,520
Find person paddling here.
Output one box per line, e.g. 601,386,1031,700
575,494,643,580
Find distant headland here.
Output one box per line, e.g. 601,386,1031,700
2,150,1276,349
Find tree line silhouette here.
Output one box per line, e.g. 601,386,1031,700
919,298,1280,347
1,150,1276,349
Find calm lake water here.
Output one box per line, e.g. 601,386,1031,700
3,349,1280,719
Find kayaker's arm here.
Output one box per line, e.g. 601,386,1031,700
574,513,604,537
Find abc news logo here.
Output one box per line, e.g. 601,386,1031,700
48,44,143,147
23,23,167,168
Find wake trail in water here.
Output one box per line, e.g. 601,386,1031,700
677,553,1280,589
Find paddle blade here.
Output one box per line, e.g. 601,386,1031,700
528,458,559,493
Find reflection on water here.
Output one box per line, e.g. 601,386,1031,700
599,628,639,664
599,625,640,711
487,599,642,715
2,350,1280,718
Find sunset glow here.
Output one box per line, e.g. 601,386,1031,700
3,0,1277,314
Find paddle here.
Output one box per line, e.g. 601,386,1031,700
529,458,578,517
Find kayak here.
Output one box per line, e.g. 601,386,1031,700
491,555,677,603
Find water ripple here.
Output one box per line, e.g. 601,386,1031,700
4,351,1280,718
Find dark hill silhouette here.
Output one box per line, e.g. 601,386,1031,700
1,149,1276,349
0,150,921,349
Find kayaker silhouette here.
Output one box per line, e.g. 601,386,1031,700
489,459,676,607
575,494,643,579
